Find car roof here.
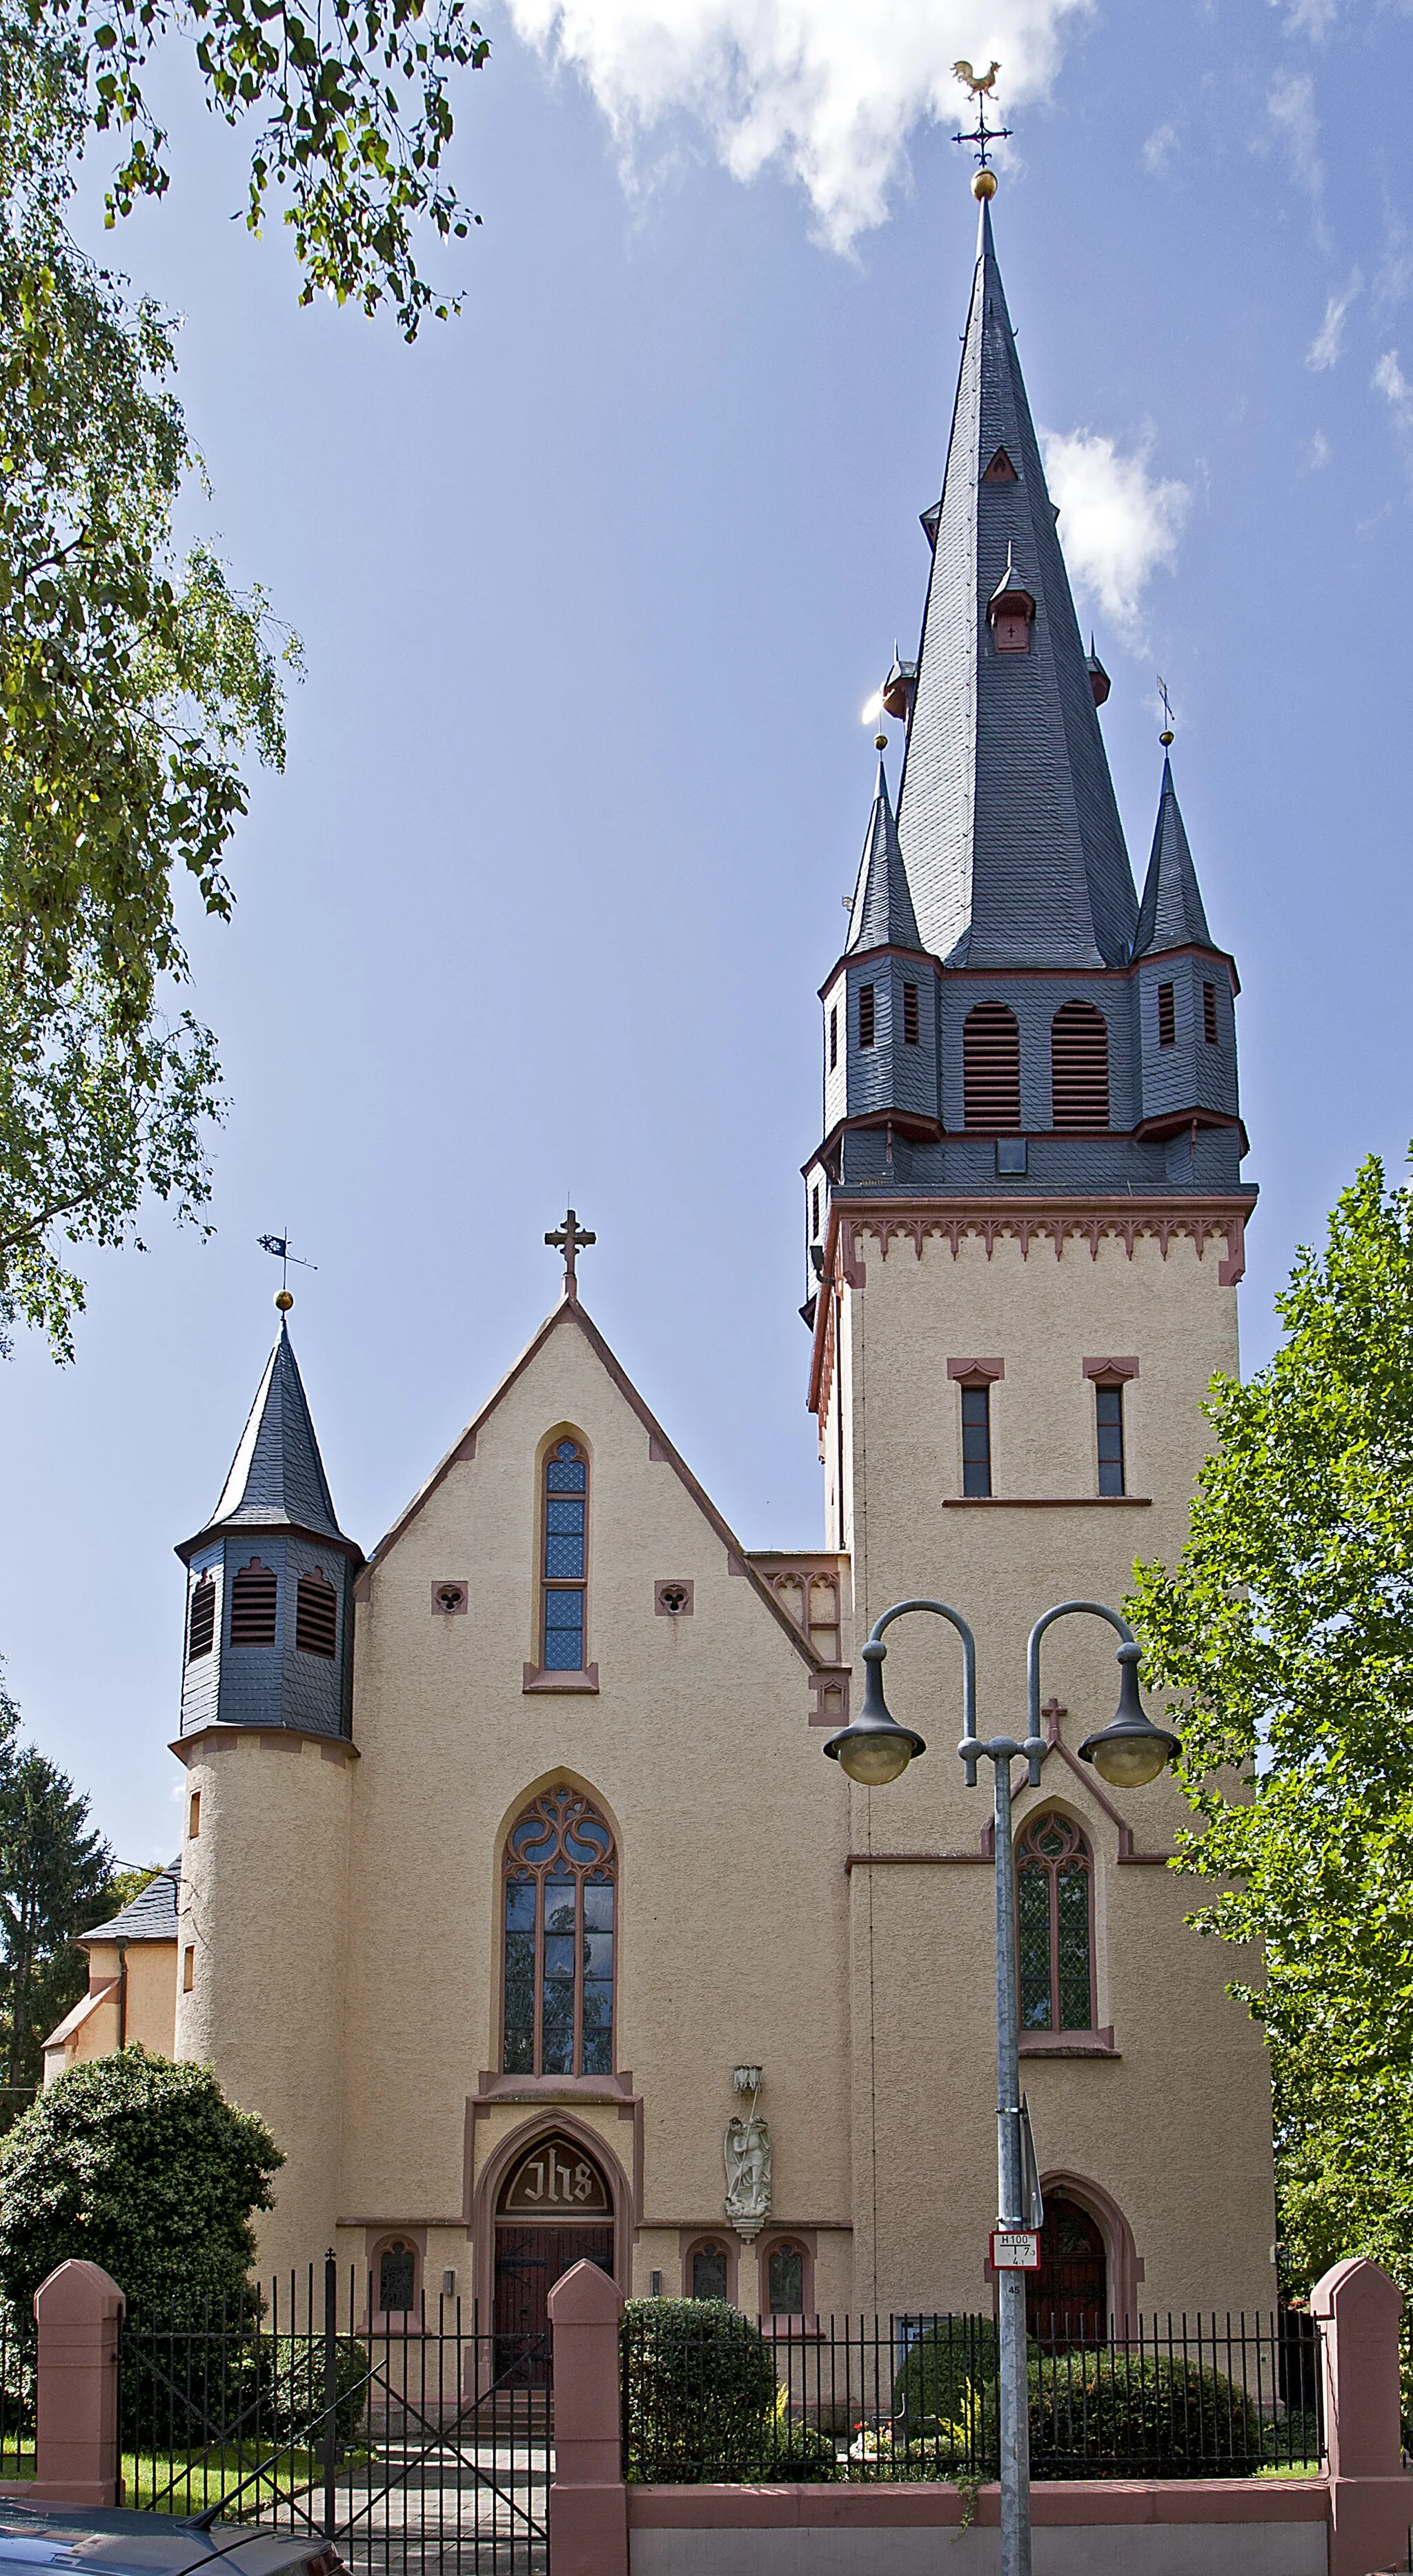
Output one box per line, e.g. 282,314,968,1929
0,2511,326,2576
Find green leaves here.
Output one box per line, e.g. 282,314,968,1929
1130,1153,1413,2297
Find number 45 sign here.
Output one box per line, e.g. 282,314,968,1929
991,2228,1040,2270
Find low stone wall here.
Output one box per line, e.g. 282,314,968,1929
627,2479,1330,2575
548,2254,1413,2576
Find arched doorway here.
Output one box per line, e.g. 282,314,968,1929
1027,2193,1107,2343
493,2133,614,2382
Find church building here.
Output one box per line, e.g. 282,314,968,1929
47,195,1275,2339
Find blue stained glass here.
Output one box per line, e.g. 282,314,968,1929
582,1931,613,1978
544,1630,584,1671
503,1931,535,2070
546,1497,584,1533
544,1880,576,1935
546,1453,586,1492
545,1591,583,1630
546,1534,585,1577
505,1879,536,1931
582,1881,614,1929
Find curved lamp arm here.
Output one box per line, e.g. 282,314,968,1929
864,1598,980,1782
1027,1598,1136,1753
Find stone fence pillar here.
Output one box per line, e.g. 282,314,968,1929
0,2260,126,2508
547,2258,627,2576
1312,2255,1413,2576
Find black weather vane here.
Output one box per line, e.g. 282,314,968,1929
258,1230,317,1311
952,59,1011,173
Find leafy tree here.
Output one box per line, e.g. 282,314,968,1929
0,2045,282,2312
0,30,295,1356
1129,1152,1413,2297
0,1745,115,2099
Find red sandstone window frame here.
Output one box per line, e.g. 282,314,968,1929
757,2231,816,2325
500,1785,617,2078
540,1436,590,1674
1016,1812,1096,2036
369,2232,422,2332
682,2234,736,2304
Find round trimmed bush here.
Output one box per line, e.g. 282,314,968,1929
623,2300,778,2483
1029,2351,1264,2480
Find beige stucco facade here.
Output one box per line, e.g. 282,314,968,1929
133,1183,1274,2326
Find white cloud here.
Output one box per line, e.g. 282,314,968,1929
1272,0,1338,34
1142,121,1177,176
1267,68,1322,199
1374,348,1413,427
1040,426,1190,643
1305,429,1331,469
1307,270,1361,370
504,0,1095,250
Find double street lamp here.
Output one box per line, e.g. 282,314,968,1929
823,1598,1179,2576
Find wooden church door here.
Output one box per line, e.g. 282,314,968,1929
1026,2194,1107,2344
493,2135,615,2383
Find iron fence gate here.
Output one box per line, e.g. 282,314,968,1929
121,2256,550,2573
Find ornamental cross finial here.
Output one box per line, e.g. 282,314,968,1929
952,59,1010,184
546,1207,596,1300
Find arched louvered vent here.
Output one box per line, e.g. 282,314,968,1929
186,1575,216,1662
1051,1001,1110,1129
963,1003,1022,1130
295,1567,339,1659
230,1559,277,1647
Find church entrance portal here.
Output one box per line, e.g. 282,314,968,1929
1027,2194,1107,2342
493,2134,614,2383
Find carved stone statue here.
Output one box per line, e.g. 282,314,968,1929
724,2114,771,2241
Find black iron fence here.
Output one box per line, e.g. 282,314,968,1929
0,2301,32,2477
120,2258,549,2573
621,2303,1323,2484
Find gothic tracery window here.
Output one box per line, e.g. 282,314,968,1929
1017,1812,1095,2034
502,1786,615,2076
542,1439,589,1671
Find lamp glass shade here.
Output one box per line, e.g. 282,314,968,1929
835,1729,916,1787
1087,1731,1169,1789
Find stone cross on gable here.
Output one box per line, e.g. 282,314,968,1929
546,1208,596,1300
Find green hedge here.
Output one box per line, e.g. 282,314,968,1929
893,2326,1265,2480
622,2300,839,2483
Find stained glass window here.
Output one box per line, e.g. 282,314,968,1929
1016,1813,1094,2034
542,1439,589,1670
767,2242,805,2314
961,1383,992,1498
502,1785,616,2076
691,2243,728,2301
378,2240,416,2314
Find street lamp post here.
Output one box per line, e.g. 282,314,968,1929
823,1597,1179,2576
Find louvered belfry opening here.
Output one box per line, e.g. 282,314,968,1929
186,1576,216,1662
230,1558,278,1647
963,1002,1022,1130
1051,1001,1110,1130
295,1566,339,1659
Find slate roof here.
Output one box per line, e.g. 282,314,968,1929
1135,756,1214,955
847,757,922,954
81,1860,180,1946
202,1321,347,1544
896,199,1138,971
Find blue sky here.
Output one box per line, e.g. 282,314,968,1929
2,0,1411,1862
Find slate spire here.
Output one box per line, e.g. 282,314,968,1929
1135,757,1212,955
847,756,922,955
897,198,1138,970
206,1319,347,1544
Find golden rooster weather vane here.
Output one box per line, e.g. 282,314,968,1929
952,57,1010,198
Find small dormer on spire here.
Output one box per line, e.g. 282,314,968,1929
987,544,1036,656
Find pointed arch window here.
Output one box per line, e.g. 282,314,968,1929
1017,1813,1094,2034
502,1785,616,2076
963,1003,1021,1130
1051,1000,1109,1129
542,1439,589,1672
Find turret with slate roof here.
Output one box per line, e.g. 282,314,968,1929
175,1318,362,1742
807,192,1254,1239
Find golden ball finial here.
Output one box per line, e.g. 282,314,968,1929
973,167,998,201
874,733,888,751
275,1288,294,1312
1159,729,1174,748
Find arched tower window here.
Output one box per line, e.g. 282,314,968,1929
186,1574,216,1662
295,1566,339,1658
963,1003,1021,1130
502,1784,615,2076
542,1439,589,1672
229,1559,277,1648
1050,1001,1109,1129
1017,1813,1094,2034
